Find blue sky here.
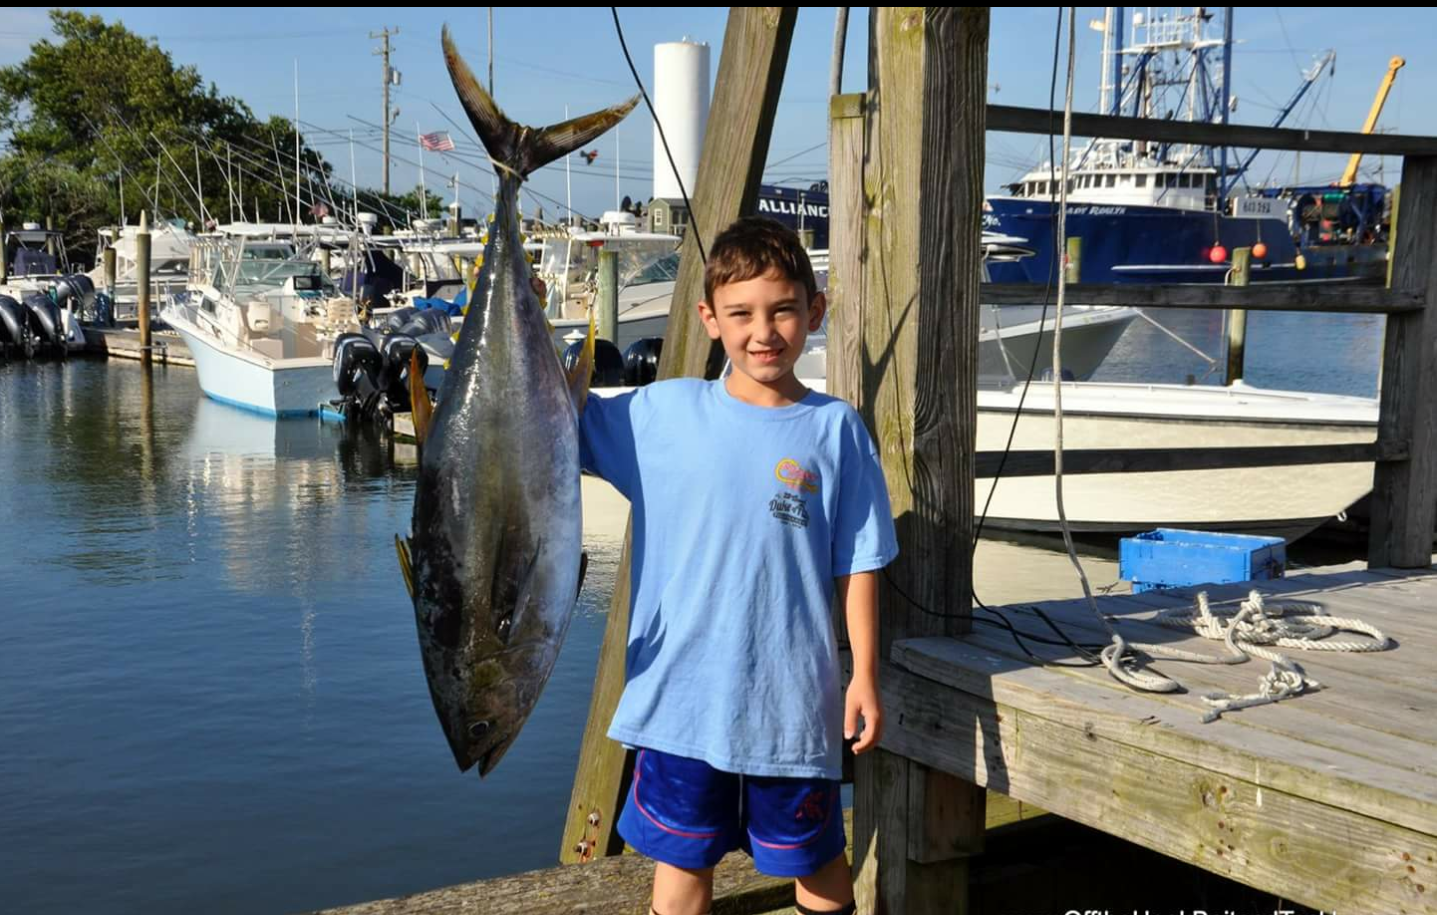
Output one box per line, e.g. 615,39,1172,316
2,7,1428,222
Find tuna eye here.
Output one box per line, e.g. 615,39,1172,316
469,720,491,738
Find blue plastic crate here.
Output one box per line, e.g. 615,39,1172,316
1118,529,1286,594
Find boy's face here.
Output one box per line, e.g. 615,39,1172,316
698,271,827,390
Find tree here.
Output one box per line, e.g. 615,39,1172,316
0,11,336,259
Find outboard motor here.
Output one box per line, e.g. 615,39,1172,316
563,338,626,388
384,307,419,335
333,332,383,399
378,334,428,409
54,274,96,317
398,308,452,338
93,291,116,328
22,292,65,356
330,332,385,422
0,294,34,360
623,337,664,387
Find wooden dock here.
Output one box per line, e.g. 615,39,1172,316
882,563,1437,915
302,800,1050,915
81,325,193,366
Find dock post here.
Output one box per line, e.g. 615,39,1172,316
843,9,991,914
1064,235,1082,283
597,247,618,344
102,236,117,325
137,211,152,367
1370,159,1437,567
1226,246,1251,384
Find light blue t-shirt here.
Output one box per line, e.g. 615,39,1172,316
581,378,898,779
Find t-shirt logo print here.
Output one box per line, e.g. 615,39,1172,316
796,788,827,822
774,458,820,493
770,458,818,529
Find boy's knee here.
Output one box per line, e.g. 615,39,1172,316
651,861,715,915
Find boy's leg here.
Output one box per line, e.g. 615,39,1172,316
616,749,742,915
793,851,855,913
651,861,715,915
742,774,850,911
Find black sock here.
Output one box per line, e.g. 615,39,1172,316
794,902,856,915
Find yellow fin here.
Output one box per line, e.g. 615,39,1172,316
565,307,597,417
409,349,433,447
395,534,416,600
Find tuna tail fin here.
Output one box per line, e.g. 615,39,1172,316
442,25,639,178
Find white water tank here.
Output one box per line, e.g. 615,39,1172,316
652,38,710,201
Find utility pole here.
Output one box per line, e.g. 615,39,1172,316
371,27,400,195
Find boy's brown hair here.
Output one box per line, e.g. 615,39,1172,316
702,216,818,305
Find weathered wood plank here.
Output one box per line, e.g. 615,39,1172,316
1118,575,1437,652
1123,577,1437,651
987,102,1437,157
973,595,1437,752
303,849,788,915
561,7,800,865
1370,156,1437,568
881,659,1437,915
828,91,865,651
848,8,991,913
1119,586,1437,687
941,637,1437,838
909,767,985,864
1093,575,1437,647
826,91,865,427
312,802,1045,915
891,636,1437,838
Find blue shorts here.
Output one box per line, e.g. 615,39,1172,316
616,748,846,878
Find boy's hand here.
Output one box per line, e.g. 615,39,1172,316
844,675,883,754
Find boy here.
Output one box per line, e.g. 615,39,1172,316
580,217,897,915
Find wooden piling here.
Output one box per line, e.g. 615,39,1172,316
839,8,991,914
1064,236,1082,284
1369,158,1437,567
597,248,618,344
137,212,152,367
1225,246,1250,385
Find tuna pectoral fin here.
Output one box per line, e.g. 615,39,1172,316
576,551,588,601
395,535,416,600
409,349,433,448
565,309,596,417
442,26,638,177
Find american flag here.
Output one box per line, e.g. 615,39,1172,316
418,131,456,152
